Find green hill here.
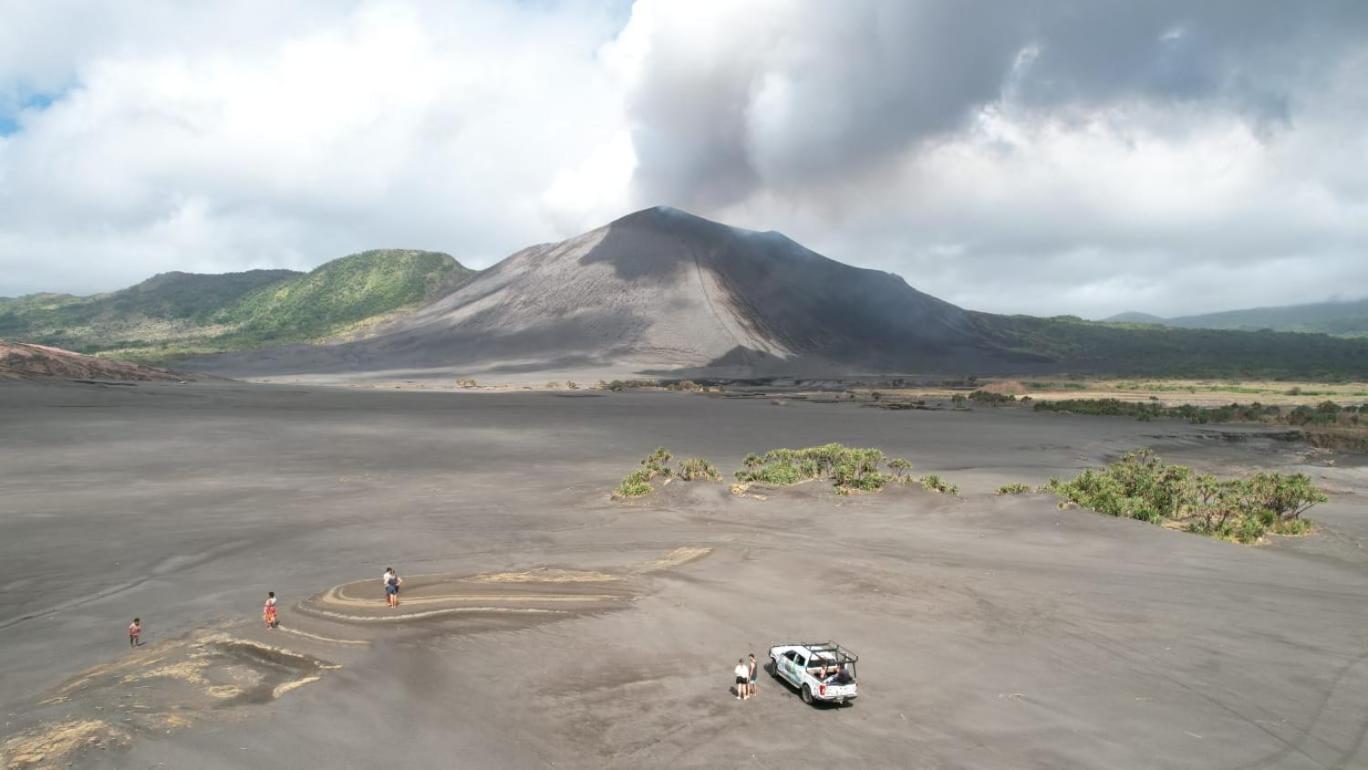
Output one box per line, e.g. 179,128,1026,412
214,250,469,343
0,250,470,363
0,270,301,353
1166,298,1368,336
1104,298,1368,337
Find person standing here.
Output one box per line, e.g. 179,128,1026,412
383,567,403,607
263,591,279,629
128,618,141,647
747,653,758,698
734,658,749,700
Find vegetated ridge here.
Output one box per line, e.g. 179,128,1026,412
1105,297,1368,337
968,313,1368,379
0,250,470,362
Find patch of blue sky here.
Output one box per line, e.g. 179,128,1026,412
0,90,61,137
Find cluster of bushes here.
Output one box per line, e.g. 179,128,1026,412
1034,397,1366,427
735,444,892,491
733,443,957,496
599,379,658,392
968,390,1020,406
664,380,704,392
1046,450,1325,543
1286,401,1365,426
996,482,1033,495
612,443,964,499
613,448,721,498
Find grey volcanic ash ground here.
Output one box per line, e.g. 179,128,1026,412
3,380,1368,768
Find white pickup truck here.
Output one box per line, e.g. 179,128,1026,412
769,642,858,706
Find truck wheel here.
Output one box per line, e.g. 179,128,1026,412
801,685,813,705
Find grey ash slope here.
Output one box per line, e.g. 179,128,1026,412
201,207,1022,377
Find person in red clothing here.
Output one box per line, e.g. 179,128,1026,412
128,618,141,647
263,591,279,629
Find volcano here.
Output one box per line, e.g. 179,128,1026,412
200,207,1028,378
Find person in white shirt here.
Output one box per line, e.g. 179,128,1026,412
382,567,403,607
734,658,749,700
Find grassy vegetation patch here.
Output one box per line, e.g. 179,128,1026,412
614,442,960,499
734,443,897,494
1032,398,1368,453
918,474,959,495
1047,450,1325,543
968,390,1019,406
612,448,722,499
599,379,658,391
996,483,1033,495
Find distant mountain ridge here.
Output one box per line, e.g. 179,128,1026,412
1105,298,1368,336
0,250,470,361
186,207,1368,380
7,207,1368,379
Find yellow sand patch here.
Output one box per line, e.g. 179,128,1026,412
272,675,322,699
53,646,174,697
128,659,210,686
471,568,619,584
1,719,127,769
326,592,617,609
207,685,243,699
637,547,712,572
157,713,193,730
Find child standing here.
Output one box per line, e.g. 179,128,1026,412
128,618,141,647
263,591,279,629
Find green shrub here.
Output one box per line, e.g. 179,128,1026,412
640,447,673,479
887,458,913,477
996,483,1032,495
919,475,959,495
613,469,655,499
677,458,722,481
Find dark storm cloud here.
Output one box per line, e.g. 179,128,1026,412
613,0,1368,316
621,0,1368,208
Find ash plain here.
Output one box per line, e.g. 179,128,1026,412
2,381,1367,768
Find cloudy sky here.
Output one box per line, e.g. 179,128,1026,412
2,0,1365,318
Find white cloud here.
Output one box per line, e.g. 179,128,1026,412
1,0,1366,320
0,0,628,295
